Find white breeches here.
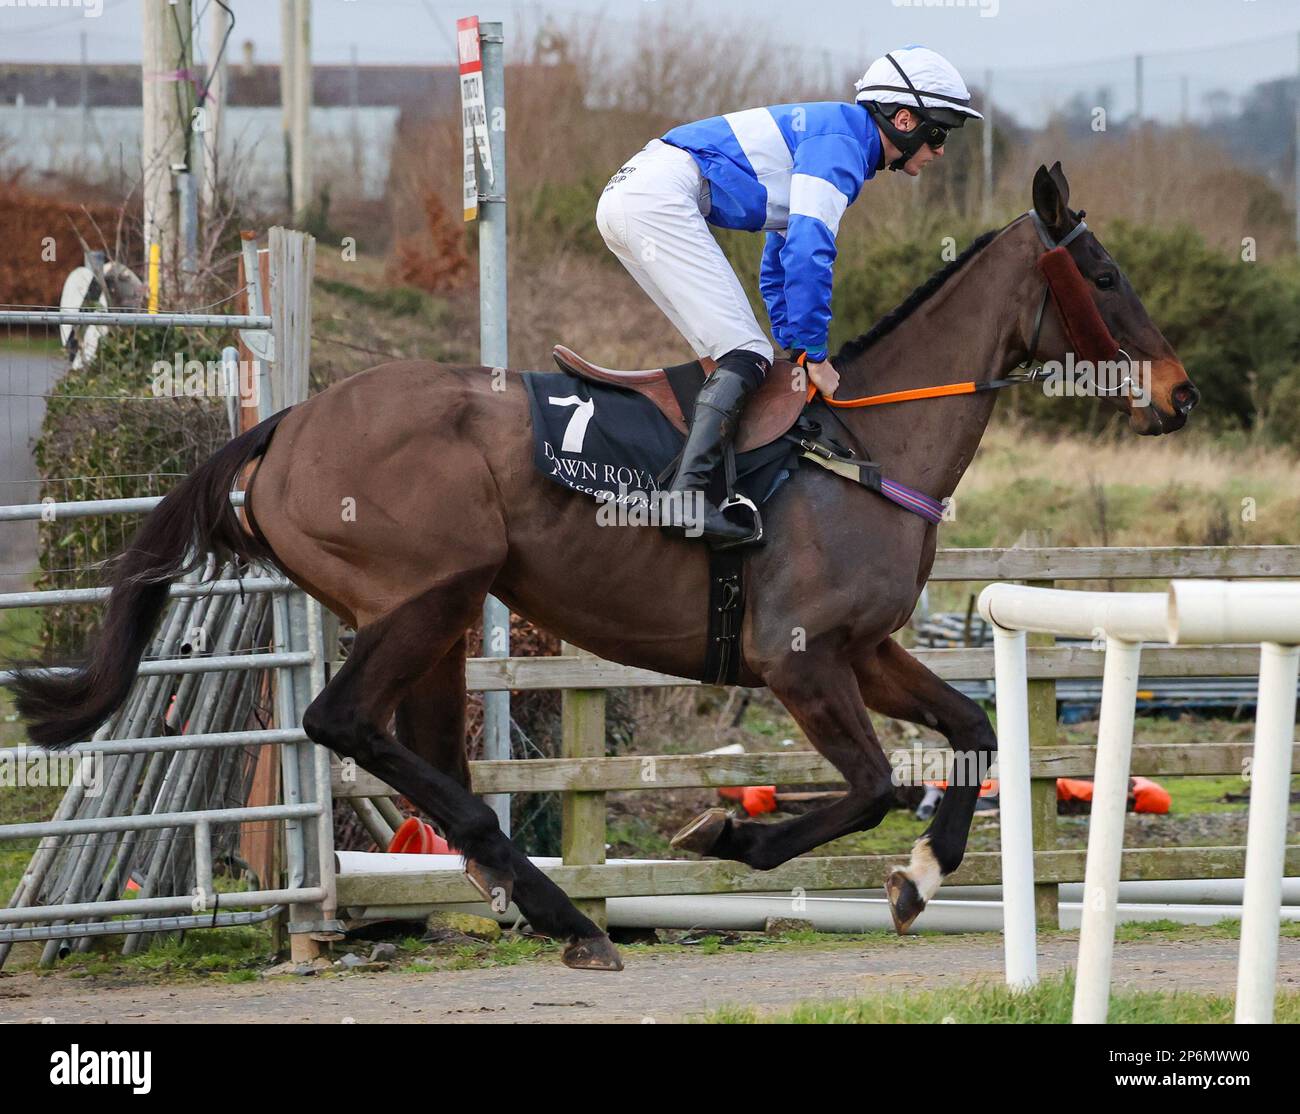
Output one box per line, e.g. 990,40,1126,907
595,139,774,364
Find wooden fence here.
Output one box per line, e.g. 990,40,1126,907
332,545,1300,927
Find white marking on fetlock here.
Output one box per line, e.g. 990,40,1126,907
906,837,944,902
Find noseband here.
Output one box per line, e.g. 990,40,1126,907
1024,211,1133,395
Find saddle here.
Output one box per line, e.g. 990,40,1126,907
541,344,939,687
552,345,807,454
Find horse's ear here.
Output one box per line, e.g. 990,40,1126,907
1048,161,1071,208
1032,164,1071,238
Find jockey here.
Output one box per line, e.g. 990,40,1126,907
596,45,982,544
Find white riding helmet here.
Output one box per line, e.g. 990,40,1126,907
854,45,983,121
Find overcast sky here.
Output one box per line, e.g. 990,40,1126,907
4,0,1299,111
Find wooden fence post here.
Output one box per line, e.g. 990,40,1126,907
560,643,607,930
1019,529,1060,930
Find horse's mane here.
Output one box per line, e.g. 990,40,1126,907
833,228,1002,366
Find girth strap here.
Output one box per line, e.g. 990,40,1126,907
704,547,746,685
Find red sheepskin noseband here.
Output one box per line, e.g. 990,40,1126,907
1036,246,1121,364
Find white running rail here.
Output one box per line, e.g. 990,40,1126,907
978,580,1300,1024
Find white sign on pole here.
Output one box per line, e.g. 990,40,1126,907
457,15,493,222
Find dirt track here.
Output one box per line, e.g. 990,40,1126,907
3,934,1297,1024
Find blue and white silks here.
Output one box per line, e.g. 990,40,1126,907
662,103,881,361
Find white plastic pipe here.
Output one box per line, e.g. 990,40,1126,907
1168,581,1300,646
989,624,1038,990
1235,642,1300,1024
1072,635,1144,1024
343,891,1300,934
938,879,1300,906
978,584,1167,642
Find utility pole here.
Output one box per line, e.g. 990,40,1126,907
279,0,312,223
292,0,312,223
141,0,194,301
202,0,231,221
1134,53,1144,125
982,68,994,224
78,30,89,145
349,43,362,184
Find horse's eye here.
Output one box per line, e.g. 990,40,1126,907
1096,273,1115,290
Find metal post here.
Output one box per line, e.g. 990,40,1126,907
266,226,336,956
178,169,199,282
1072,636,1143,1024
991,625,1037,990
478,21,511,836
1234,641,1300,1023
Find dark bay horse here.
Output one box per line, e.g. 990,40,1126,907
13,164,1198,971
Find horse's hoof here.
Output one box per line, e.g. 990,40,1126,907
562,934,624,972
885,869,926,935
463,859,514,914
671,807,729,855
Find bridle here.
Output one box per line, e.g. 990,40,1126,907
1022,210,1135,395
804,210,1135,409
787,208,1144,528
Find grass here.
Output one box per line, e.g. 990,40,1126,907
1113,917,1300,942
18,923,278,982
407,935,551,972
0,601,85,899
702,971,1300,1024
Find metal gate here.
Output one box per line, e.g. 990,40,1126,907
0,229,338,961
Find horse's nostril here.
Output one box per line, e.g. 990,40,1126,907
1172,383,1200,414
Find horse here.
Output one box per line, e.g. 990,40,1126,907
11,163,1199,972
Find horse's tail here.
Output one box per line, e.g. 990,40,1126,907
9,409,291,750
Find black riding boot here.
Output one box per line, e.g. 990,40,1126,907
659,350,767,545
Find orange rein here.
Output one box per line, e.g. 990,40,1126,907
795,351,980,408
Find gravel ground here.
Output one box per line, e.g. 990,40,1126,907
2,934,1297,1024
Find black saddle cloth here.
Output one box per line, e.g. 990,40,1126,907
522,371,796,513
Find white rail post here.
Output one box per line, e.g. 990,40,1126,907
991,624,1038,989
1235,641,1300,1023
1072,635,1143,1024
